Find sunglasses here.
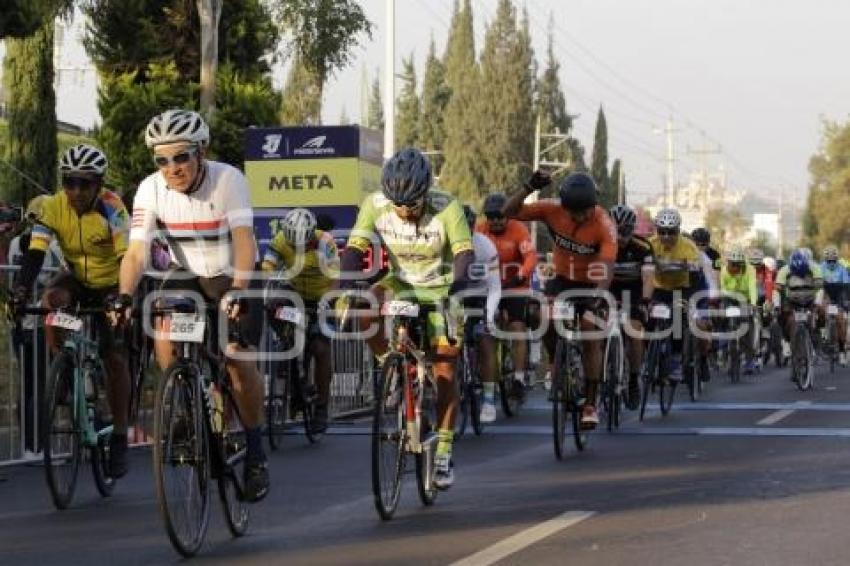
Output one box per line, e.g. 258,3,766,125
62,176,97,191
392,198,425,212
486,213,505,221
657,229,679,237
153,146,198,168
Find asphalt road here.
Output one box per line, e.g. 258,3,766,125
3,358,850,565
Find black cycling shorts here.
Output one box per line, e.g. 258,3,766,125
46,271,122,357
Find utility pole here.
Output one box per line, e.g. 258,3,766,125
531,112,575,248
383,0,395,160
665,116,676,207
686,130,721,214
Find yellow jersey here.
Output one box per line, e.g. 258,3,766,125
30,190,129,289
261,229,339,302
648,235,700,291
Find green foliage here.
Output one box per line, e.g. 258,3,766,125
591,106,612,205
418,38,449,174
274,0,371,95
1,19,57,203
440,0,483,201
208,64,281,166
95,63,197,195
804,119,850,255
395,53,420,150
609,158,623,206
0,0,71,39
83,0,278,81
704,206,749,250
476,1,535,192
280,55,322,125
366,71,384,131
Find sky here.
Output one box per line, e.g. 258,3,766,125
10,0,850,204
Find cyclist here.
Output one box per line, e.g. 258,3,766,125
339,148,474,489
503,170,617,429
692,227,721,272
9,144,132,477
774,249,824,375
820,245,849,365
261,208,340,434
608,204,654,410
476,192,538,394
111,109,269,502
719,245,759,373
462,205,501,423
646,208,715,379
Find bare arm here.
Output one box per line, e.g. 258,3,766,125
118,240,148,296
231,226,257,289
502,187,531,218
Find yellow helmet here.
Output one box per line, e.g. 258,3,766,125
25,195,48,222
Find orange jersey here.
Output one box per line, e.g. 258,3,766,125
516,200,616,284
476,219,537,287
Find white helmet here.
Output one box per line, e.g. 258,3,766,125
764,256,776,271
727,245,746,264
145,109,210,148
281,208,317,245
747,248,765,265
59,144,108,176
654,208,681,230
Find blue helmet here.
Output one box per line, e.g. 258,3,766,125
789,249,810,278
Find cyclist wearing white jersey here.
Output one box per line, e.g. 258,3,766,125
111,109,269,502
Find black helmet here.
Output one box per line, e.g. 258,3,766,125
381,148,432,205
692,227,710,245
609,204,636,229
559,172,598,211
463,205,476,229
482,193,507,216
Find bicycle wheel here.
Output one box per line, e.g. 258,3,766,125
569,346,588,451
827,317,837,374
454,348,469,437
153,362,211,558
603,332,622,432
415,380,439,505
301,352,323,444
467,346,484,436
217,392,249,538
728,336,741,383
682,328,699,402
551,339,569,460
265,354,290,451
770,321,785,368
639,341,659,422
43,352,81,510
89,364,115,498
793,325,814,391
372,354,405,520
498,341,520,417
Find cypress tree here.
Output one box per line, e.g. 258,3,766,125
366,70,384,131
591,105,611,205
395,52,420,149
610,158,623,205
440,0,482,201
2,19,56,203
418,37,449,174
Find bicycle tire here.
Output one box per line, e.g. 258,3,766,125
153,362,211,558
498,341,520,418
770,322,784,368
792,324,812,391
372,354,405,520
217,391,249,538
43,351,81,510
828,317,837,374
454,349,469,437
551,339,569,460
265,354,290,451
301,351,323,444
639,341,659,422
659,376,676,415
415,383,438,505
468,344,484,436
603,332,622,432
682,328,699,402
729,337,741,384
90,363,115,498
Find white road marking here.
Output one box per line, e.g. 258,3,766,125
449,510,595,566
315,425,850,437
757,401,812,426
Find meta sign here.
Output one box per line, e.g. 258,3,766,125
244,125,383,251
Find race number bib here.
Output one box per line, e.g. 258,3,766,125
275,306,303,325
381,301,420,317
45,312,83,332
166,313,205,343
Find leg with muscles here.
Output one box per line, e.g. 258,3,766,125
509,320,528,386
225,352,269,502
479,332,498,423
579,310,604,428
625,317,644,410
433,340,459,489
308,336,333,433
103,347,131,478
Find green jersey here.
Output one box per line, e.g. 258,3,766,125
347,189,473,288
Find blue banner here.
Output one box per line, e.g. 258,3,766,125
244,126,360,161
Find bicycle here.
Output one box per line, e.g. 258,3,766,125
600,303,627,432
369,299,450,520
549,299,590,459
789,301,816,391
639,299,683,421
722,300,750,384
264,299,325,449
149,299,251,557
822,303,840,373
25,306,115,510
455,314,485,437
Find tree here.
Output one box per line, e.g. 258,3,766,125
704,206,750,249
0,0,69,39
610,158,623,205
274,0,372,115
804,119,850,255
1,19,57,203
476,1,535,192
418,38,450,174
395,53,420,150
197,0,223,115
591,106,613,206
366,70,384,131
280,55,322,125
440,0,482,201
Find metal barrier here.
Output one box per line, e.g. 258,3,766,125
0,266,375,465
